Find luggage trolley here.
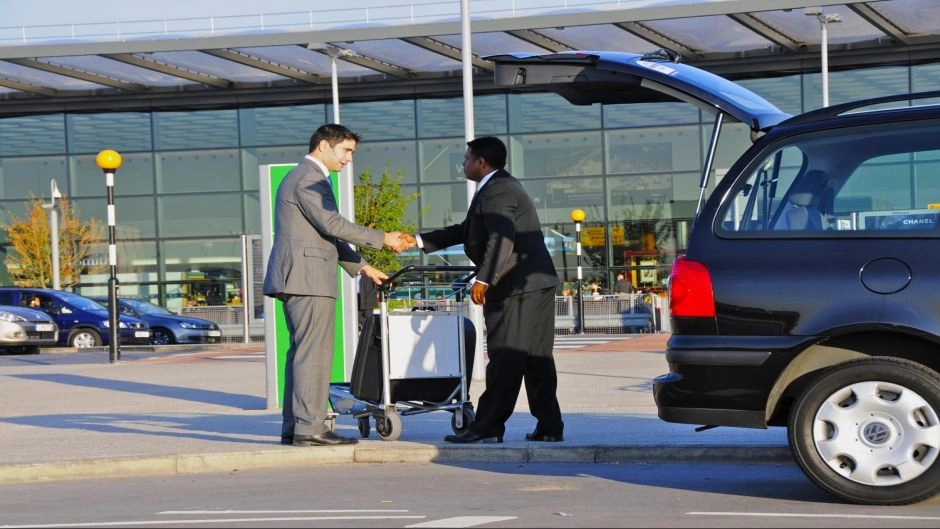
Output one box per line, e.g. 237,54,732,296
329,265,478,441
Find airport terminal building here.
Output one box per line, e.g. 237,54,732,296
0,0,938,317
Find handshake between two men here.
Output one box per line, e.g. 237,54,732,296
382,231,418,254
379,232,487,305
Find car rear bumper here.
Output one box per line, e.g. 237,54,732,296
652,334,815,429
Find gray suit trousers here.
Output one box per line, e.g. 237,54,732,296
281,294,335,437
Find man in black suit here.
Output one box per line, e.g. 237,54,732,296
400,136,564,443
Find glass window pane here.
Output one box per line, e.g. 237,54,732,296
72,195,157,239
803,66,909,111
604,102,699,128
913,62,940,93
161,238,243,307
154,110,238,150
241,147,305,191
239,104,325,147
334,100,415,140
520,177,604,227
509,92,600,134
156,149,241,193
416,94,507,138
159,193,244,237
69,152,154,197
353,140,417,184
606,126,701,175
244,192,261,235
511,132,603,178
79,239,158,279
0,156,67,200
418,138,465,183
417,182,471,229
0,114,65,157
67,113,152,154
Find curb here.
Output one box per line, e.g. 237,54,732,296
0,444,793,484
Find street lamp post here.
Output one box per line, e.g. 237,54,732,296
96,149,122,363
570,209,586,335
41,179,63,290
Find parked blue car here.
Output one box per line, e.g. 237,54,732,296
91,297,222,346
0,288,150,348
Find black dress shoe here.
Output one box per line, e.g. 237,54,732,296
443,430,503,444
525,430,564,442
280,436,293,445
293,431,358,446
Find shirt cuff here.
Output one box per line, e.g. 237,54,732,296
415,234,425,249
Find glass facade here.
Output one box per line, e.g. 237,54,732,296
0,63,930,308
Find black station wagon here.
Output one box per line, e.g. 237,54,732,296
487,50,940,505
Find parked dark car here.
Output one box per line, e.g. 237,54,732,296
0,288,150,348
487,50,940,505
0,305,59,354
91,297,222,346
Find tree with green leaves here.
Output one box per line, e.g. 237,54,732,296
2,195,105,288
354,167,421,271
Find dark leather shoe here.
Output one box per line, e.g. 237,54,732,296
525,430,564,442
280,436,293,445
444,430,503,444
293,431,358,446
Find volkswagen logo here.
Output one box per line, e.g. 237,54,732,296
863,422,891,445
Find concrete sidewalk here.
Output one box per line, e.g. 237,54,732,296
0,334,791,484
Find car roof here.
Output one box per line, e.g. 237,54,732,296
484,50,792,132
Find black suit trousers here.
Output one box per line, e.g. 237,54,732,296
472,286,563,436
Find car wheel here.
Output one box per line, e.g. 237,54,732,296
788,357,940,505
69,329,101,348
151,328,174,346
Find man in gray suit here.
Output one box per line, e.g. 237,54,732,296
400,136,564,444
263,123,407,447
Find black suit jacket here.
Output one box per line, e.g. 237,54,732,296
420,169,559,300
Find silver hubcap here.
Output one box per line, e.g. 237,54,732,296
72,333,96,348
813,380,940,486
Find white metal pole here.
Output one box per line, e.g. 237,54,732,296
821,20,830,108
460,0,485,382
48,179,61,290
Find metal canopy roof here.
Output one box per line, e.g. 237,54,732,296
0,0,938,116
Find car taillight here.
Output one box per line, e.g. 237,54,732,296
668,256,716,318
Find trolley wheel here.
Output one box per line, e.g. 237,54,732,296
357,416,371,439
375,412,402,442
324,414,336,433
451,407,476,435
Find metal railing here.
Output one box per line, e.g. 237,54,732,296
178,291,670,344
180,305,263,344
554,293,670,335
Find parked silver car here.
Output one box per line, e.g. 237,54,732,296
0,305,59,354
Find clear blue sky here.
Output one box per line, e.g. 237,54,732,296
1,1,372,27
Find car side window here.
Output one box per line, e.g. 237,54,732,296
719,120,940,237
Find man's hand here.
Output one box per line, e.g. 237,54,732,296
470,281,487,305
383,231,410,253
360,264,389,285
398,233,417,250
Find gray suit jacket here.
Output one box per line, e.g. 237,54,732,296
263,158,384,299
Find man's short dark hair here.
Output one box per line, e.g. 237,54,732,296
309,123,361,152
467,136,507,170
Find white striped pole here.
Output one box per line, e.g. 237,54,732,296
570,209,586,335
96,150,122,363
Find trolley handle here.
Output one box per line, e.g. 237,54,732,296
378,265,477,293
